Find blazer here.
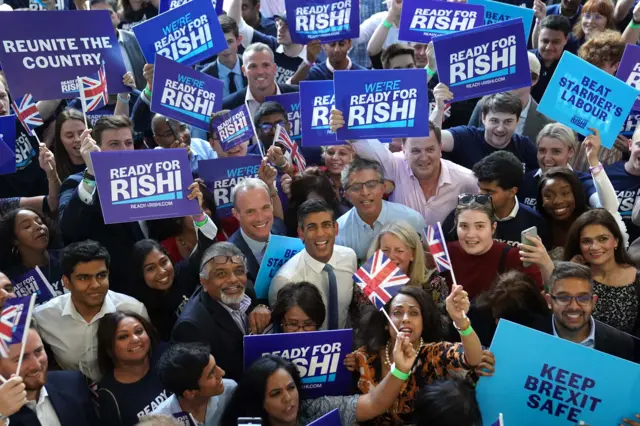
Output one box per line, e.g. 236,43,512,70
222,83,299,110
227,218,287,284
201,56,248,85
467,96,553,143
172,287,260,382
119,30,147,91
8,371,100,426
58,173,145,296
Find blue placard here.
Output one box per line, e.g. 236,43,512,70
300,80,345,147
615,43,640,112
538,51,639,149
476,320,640,425
211,104,255,151
285,0,360,44
198,156,262,217
133,0,227,65
333,69,430,139
467,0,534,41
244,329,353,399
309,409,342,426
432,19,531,103
254,235,305,299
151,54,223,131
0,115,16,175
398,0,485,43
159,0,223,14
0,10,128,100
265,92,302,141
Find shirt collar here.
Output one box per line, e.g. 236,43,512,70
355,200,387,229
217,294,252,313
26,386,48,411
552,315,596,347
326,57,352,73
534,163,573,178
275,45,308,60
497,197,520,222
246,83,281,103
217,56,242,75
520,96,532,119
61,292,116,324
240,228,268,252
303,249,335,274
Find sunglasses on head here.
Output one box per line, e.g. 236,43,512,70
458,193,492,205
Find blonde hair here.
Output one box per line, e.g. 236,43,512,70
535,122,577,151
136,415,180,426
366,221,427,286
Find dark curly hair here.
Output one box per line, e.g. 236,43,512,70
0,208,56,270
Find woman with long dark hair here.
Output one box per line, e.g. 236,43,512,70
119,0,158,30
271,282,326,333
53,109,87,182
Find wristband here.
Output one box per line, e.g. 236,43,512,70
144,86,152,99
391,367,410,381
117,94,130,103
589,162,604,175
457,324,474,337
82,178,97,187
631,21,640,28
382,19,393,29
83,170,95,181
426,67,436,77
194,214,208,228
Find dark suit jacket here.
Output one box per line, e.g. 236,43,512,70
227,218,287,284
467,96,553,143
171,287,259,382
8,371,100,426
119,29,147,91
222,83,299,110
201,56,248,87
58,173,145,295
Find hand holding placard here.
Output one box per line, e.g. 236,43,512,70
583,127,602,168
79,129,99,176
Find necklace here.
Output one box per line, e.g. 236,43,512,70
384,337,424,367
176,236,194,253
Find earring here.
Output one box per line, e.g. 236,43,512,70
11,245,18,256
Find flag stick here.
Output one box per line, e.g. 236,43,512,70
77,76,88,128
15,294,37,376
499,413,504,426
380,308,399,335
0,375,7,384
435,222,467,319
33,133,54,172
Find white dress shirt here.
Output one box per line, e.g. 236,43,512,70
269,245,357,329
25,386,61,426
34,291,149,382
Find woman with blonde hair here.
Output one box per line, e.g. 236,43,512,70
366,221,449,310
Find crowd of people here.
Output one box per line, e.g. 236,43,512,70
1,0,640,424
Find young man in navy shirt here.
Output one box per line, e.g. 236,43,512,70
442,151,550,247
433,88,539,172
291,39,366,83
530,15,572,103
240,0,277,37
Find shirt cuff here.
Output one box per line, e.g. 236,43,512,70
77,181,96,204
238,19,254,48
139,89,151,106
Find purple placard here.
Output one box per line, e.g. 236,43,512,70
286,0,360,44
151,54,224,131
432,19,531,103
616,44,640,112
333,69,430,140
133,0,227,66
86,104,116,127
198,156,262,217
398,0,485,43
309,409,342,426
0,115,16,175
159,0,223,14
265,92,301,141
211,104,255,151
91,149,199,224
244,329,353,399
0,10,128,101
300,80,346,147
10,266,58,306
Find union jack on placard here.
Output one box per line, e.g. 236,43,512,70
353,250,410,309
79,62,109,113
427,222,452,273
275,124,306,172
0,295,35,358
11,93,43,136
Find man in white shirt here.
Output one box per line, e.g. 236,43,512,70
337,157,426,261
0,326,100,426
269,199,357,329
34,240,149,382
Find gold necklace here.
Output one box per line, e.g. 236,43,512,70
384,337,424,367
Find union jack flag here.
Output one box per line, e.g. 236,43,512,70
0,295,35,358
274,123,306,173
353,250,410,309
79,62,108,113
426,222,452,273
11,93,43,136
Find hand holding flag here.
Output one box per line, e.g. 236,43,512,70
11,94,43,136
274,124,306,173
445,283,470,326
0,294,36,378
353,250,410,310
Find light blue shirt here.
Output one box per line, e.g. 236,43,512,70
240,228,268,264
189,137,218,174
217,56,245,98
336,200,426,261
552,315,596,349
152,379,237,426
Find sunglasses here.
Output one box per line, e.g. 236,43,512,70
458,193,492,205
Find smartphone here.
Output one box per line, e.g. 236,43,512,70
238,418,262,426
521,226,537,268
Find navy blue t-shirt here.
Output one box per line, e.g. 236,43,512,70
307,61,367,81
583,161,640,242
546,4,582,28
444,126,538,172
251,31,305,84
256,13,277,37
520,168,591,208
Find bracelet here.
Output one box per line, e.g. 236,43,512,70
194,215,208,228
589,162,604,175
457,324,474,337
276,160,288,170
426,67,436,77
83,170,95,181
117,94,130,103
632,18,640,28
255,304,269,310
144,86,152,99
391,367,410,381
382,19,393,29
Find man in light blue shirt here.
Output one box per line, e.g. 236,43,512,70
151,114,217,175
153,342,237,426
336,156,425,261
201,16,247,98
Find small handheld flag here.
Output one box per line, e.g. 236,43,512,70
353,250,410,309
274,123,306,173
426,222,452,273
78,62,109,114
0,295,36,359
11,93,43,136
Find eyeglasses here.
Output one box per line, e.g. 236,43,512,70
346,179,383,193
258,121,286,133
458,193,492,205
549,294,593,306
211,255,245,264
282,321,317,331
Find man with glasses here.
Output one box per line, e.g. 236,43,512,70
151,114,217,175
533,261,637,362
336,157,425,261
172,242,272,382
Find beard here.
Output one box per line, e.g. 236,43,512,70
221,290,246,306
